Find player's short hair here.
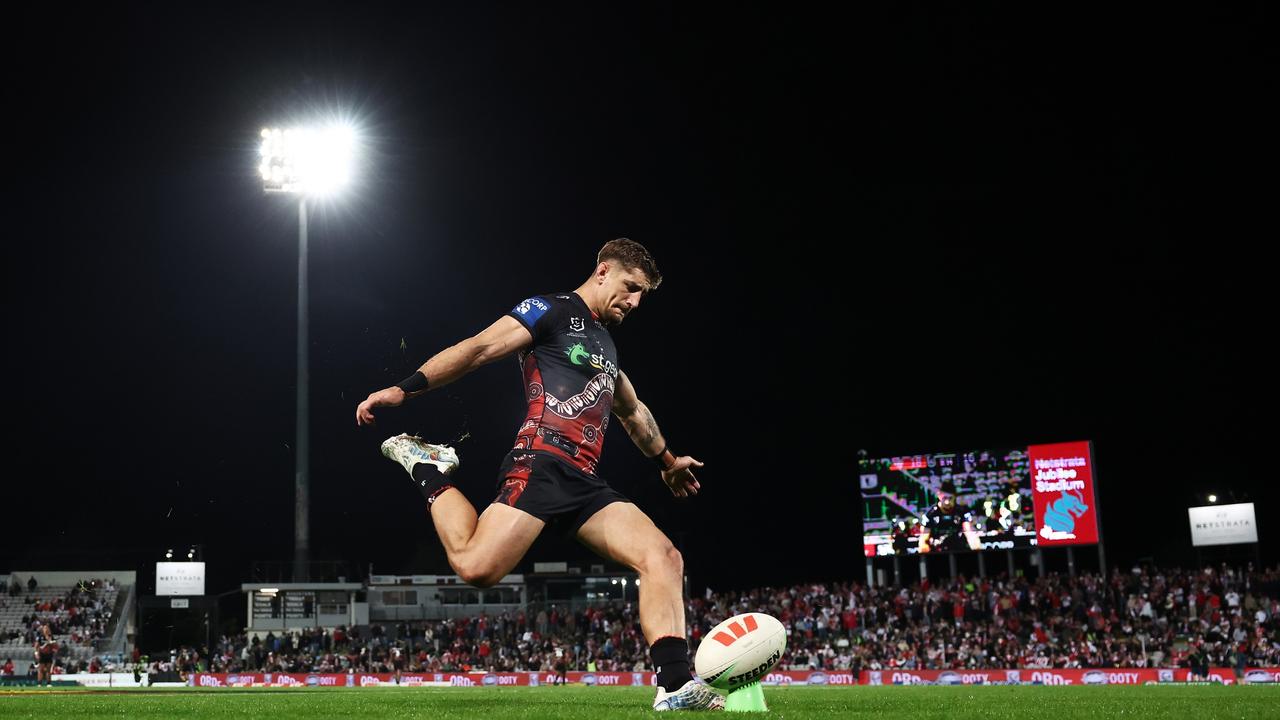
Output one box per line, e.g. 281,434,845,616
598,238,662,290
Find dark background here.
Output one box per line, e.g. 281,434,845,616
5,3,1272,597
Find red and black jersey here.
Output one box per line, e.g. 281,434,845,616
507,293,618,475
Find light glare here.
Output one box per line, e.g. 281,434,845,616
259,124,358,196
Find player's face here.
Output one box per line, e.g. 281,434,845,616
939,495,955,510
602,265,650,324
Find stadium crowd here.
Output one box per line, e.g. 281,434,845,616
1,578,117,649
135,564,1279,677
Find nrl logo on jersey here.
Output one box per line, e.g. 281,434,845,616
569,317,585,332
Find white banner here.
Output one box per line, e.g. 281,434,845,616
156,562,205,596
55,672,147,687
1188,503,1258,546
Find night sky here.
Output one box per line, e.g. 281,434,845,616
7,4,1272,596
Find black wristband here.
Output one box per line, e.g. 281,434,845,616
396,371,429,394
649,445,675,471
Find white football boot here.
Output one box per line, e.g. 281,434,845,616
380,433,460,477
653,679,725,711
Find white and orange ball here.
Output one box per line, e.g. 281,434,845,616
694,612,786,690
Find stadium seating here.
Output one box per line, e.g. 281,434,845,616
165,564,1277,676
0,579,124,675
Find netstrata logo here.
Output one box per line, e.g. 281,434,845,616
1195,519,1252,529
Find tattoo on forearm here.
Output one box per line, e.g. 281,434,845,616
641,411,661,448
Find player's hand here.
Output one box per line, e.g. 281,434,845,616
356,387,407,426
661,455,705,498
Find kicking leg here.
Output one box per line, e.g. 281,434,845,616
381,434,544,588
430,489,544,588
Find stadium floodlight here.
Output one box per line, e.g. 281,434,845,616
187,548,196,560
258,120,360,584
1208,494,1218,503
164,549,173,559
259,125,357,196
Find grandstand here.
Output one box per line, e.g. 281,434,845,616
0,571,135,676
119,563,1280,684
3,562,1275,688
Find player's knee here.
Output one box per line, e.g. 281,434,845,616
456,558,502,588
640,543,682,579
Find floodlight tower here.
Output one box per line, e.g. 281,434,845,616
259,125,357,583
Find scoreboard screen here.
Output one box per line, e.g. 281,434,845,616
860,448,1037,556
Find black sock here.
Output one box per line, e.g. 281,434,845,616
411,463,454,504
651,636,693,692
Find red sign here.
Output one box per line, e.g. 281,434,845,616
187,667,1279,688
1028,440,1099,546
860,667,1279,686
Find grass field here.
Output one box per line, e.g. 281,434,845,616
0,685,1276,719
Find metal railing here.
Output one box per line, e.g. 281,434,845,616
95,582,136,657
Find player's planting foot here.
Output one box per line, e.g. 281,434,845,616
381,433,460,476
653,679,725,711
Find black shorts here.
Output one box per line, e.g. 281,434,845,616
493,450,629,533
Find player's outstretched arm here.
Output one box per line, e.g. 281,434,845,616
356,315,533,425
612,371,704,497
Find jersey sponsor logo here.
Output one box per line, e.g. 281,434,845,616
564,343,618,377
567,343,591,365
513,297,550,325
537,428,580,457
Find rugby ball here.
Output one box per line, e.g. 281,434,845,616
694,612,786,690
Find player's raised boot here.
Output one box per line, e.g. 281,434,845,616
381,433,460,475
653,679,726,711
381,434,460,504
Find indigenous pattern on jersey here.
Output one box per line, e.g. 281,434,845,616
508,293,618,475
